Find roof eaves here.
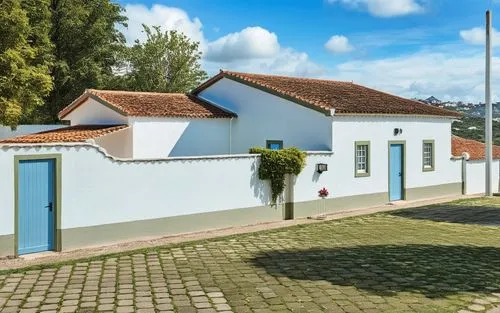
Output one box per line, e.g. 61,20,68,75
191,71,225,95
57,91,90,119
188,93,238,118
58,91,129,120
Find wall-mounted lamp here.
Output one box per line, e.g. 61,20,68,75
394,128,403,136
316,163,328,173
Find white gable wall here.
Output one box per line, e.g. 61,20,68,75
198,77,332,153
63,98,128,125
130,117,230,158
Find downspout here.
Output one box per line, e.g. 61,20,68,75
329,109,335,152
461,152,470,195
229,117,233,154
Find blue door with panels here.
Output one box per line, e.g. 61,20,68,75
18,159,55,255
389,144,404,201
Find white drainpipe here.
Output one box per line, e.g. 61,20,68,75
229,117,233,154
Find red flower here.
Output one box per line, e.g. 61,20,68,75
318,187,329,198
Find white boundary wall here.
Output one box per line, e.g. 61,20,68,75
0,144,465,238
0,125,65,140
465,160,500,195
0,145,269,235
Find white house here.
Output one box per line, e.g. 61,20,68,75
2,70,496,258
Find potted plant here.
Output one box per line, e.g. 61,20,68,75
317,187,329,219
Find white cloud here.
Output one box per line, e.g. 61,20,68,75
324,35,354,53
460,26,500,46
121,4,323,77
203,48,324,78
327,0,424,17
205,27,280,62
120,4,205,47
332,50,498,102
254,48,324,77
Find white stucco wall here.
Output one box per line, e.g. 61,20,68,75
465,160,500,194
327,116,460,195
0,141,466,238
289,116,463,203
130,117,230,158
0,125,65,139
94,127,133,158
0,145,271,234
198,77,332,153
63,98,128,125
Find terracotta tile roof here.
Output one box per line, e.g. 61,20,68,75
193,71,462,118
58,90,236,119
452,135,500,160
0,125,128,144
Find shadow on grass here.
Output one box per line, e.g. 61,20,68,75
390,204,500,226
251,244,500,297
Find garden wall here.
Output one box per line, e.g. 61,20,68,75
464,159,500,195
0,143,468,256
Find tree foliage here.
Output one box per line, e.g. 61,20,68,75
37,0,127,123
0,0,53,127
249,147,307,204
112,25,207,93
1,2,210,125
452,116,500,145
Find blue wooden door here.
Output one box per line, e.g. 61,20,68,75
389,144,403,201
18,159,55,255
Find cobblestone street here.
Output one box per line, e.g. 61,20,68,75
0,198,499,313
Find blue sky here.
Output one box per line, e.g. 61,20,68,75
116,0,500,102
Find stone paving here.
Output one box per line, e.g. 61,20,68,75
0,198,499,312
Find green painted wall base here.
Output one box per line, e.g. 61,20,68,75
293,192,388,218
406,183,462,201
0,182,463,256
0,234,14,257
61,204,284,250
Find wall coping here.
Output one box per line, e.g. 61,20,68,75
0,142,333,163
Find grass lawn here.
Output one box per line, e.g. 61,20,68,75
0,197,500,312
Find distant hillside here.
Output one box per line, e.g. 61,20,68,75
452,116,500,145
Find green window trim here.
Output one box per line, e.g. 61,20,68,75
422,140,435,172
354,141,371,177
266,140,283,150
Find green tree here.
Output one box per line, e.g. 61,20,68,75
0,0,53,127
115,25,207,93
39,0,127,123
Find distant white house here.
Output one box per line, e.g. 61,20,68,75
3,71,498,258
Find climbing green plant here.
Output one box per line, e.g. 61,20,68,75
249,147,306,204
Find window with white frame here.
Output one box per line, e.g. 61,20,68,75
423,140,434,171
355,141,370,177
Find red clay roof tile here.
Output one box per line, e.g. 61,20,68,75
194,71,462,118
58,90,235,119
0,125,128,144
452,135,500,160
